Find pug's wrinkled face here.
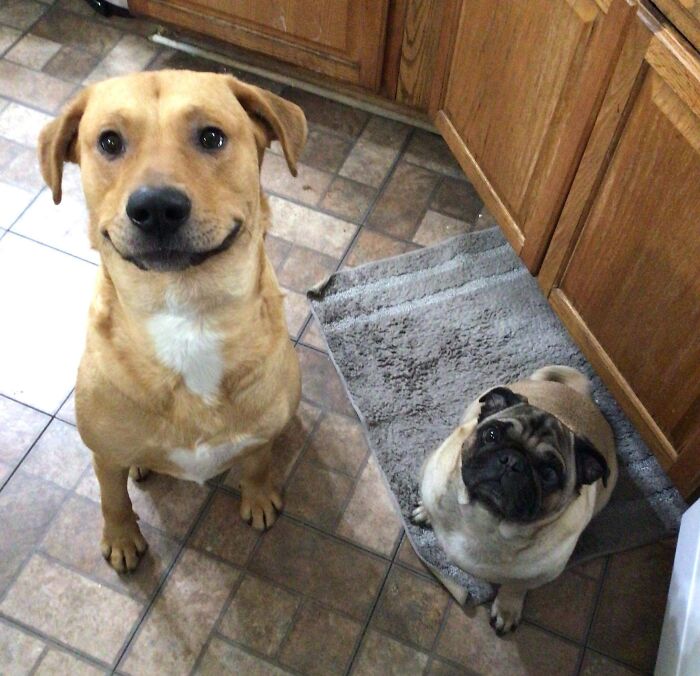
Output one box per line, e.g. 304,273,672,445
461,387,609,523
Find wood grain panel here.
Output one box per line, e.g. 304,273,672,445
130,0,389,90
559,51,700,473
653,0,700,52
437,0,633,272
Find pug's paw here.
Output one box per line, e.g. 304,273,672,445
489,589,525,636
101,521,148,573
129,466,151,482
411,502,432,527
240,483,283,531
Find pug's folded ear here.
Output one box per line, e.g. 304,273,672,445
478,387,528,422
574,436,610,488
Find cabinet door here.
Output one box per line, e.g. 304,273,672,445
435,0,634,271
130,0,389,90
548,13,700,496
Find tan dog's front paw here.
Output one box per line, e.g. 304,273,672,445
240,484,282,531
129,466,151,482
101,522,148,572
489,589,525,636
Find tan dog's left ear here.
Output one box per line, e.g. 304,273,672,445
227,77,307,176
38,89,89,204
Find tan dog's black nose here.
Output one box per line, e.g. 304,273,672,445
126,186,191,238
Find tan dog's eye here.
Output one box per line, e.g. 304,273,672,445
99,130,124,157
199,127,227,151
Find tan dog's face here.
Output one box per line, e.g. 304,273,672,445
39,70,306,274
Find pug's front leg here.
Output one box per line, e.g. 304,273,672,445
411,500,432,526
490,584,527,635
94,457,148,572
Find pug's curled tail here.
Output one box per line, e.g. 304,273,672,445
529,365,591,397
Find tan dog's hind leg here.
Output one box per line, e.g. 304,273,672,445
490,584,527,635
94,458,148,572
239,442,282,531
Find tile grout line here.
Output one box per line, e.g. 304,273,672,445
108,486,218,674
575,555,611,675
0,612,111,672
26,644,49,676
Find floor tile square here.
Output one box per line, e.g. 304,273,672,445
281,88,368,139
336,456,402,557
21,418,91,489
267,195,356,258
298,126,352,172
83,34,158,84
0,60,75,113
339,116,409,188
430,177,482,222
413,210,471,246
250,517,388,621
190,491,260,567
370,566,449,650
320,177,375,222
284,459,354,530
122,549,239,675
0,620,44,675
523,569,598,642
297,344,355,416
42,46,99,83
31,8,122,57
279,600,361,675
198,637,289,675
56,390,76,424
0,26,21,56
436,603,580,675
41,494,179,602
589,542,674,672
0,102,53,147
396,536,431,576
277,244,336,293
426,658,465,675
262,153,333,206
219,574,299,657
0,554,141,663
299,316,327,351
282,288,310,338
34,649,103,676
0,233,95,411
0,0,47,31
0,145,44,192
403,130,464,178
303,411,368,477
345,228,419,267
0,395,49,467
0,470,66,595
0,182,35,229
579,650,641,675
353,630,429,675
367,162,440,240
264,233,291,271
5,33,61,69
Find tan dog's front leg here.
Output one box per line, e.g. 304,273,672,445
239,442,282,531
94,457,148,572
490,583,528,635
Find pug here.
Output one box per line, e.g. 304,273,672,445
413,365,617,634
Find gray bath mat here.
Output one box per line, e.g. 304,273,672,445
308,229,686,604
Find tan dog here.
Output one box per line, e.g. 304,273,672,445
38,70,307,572
414,366,618,634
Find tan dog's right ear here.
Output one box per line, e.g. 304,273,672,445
38,89,89,204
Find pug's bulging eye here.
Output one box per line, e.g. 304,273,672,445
481,426,502,445
539,465,559,488
199,127,227,150
99,130,124,157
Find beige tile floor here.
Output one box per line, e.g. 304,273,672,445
0,2,675,674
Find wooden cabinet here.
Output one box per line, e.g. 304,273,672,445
540,5,700,496
129,0,389,90
434,0,636,271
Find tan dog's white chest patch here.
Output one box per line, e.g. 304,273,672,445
147,296,224,404
169,437,264,484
